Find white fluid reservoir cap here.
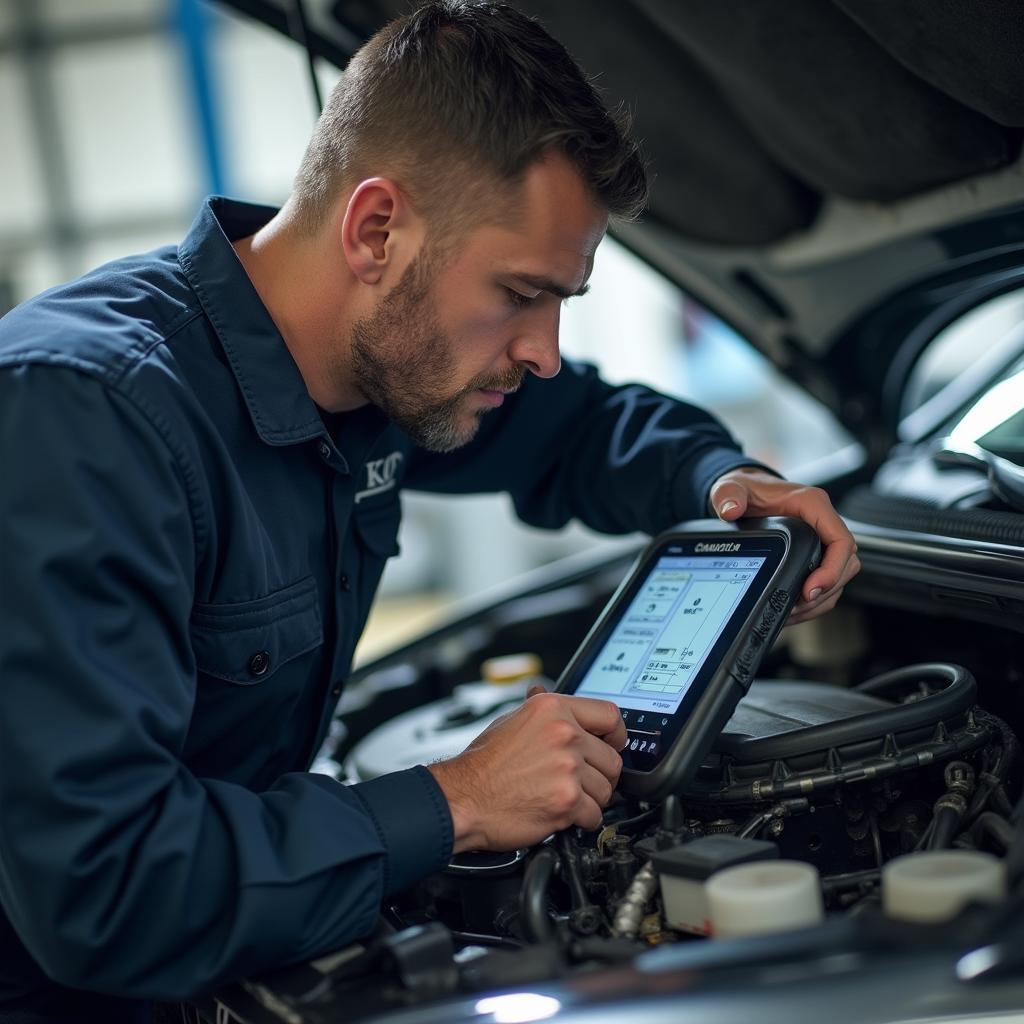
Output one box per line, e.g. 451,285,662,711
882,851,1006,924
706,860,824,938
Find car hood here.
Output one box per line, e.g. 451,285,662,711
220,0,1024,447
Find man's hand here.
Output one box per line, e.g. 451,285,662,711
427,691,626,853
709,466,860,625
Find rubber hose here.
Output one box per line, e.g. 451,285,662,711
979,710,1019,781
965,774,999,825
841,488,1024,546
969,812,1016,852
520,847,559,944
928,805,962,850
556,831,589,910
853,661,971,697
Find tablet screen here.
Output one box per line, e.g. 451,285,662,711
573,553,767,716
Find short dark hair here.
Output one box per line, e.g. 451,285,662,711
291,1,648,235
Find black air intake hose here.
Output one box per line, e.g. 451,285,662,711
520,847,558,943
841,488,1024,546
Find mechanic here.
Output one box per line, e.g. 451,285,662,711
0,2,859,1020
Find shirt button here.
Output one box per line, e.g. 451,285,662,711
318,441,331,460
340,573,350,591
331,684,342,697
248,650,271,677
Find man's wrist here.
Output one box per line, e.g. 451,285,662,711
426,758,486,853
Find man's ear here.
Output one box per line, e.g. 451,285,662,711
341,177,420,286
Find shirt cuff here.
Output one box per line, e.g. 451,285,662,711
350,765,454,896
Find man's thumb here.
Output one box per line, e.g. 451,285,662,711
712,485,747,520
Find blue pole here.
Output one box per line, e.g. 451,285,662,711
173,0,229,196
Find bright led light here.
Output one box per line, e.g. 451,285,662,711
474,992,562,1023
955,943,1001,981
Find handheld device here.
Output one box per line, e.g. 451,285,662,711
555,517,821,800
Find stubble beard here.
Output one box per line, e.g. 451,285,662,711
350,253,524,453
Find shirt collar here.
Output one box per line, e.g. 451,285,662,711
177,196,326,447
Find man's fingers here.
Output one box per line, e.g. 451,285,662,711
602,715,628,751
704,468,861,628
787,588,843,625
707,471,860,602
761,487,856,600
758,485,857,601
792,569,849,613
579,762,616,810
789,563,853,618
570,791,606,831
804,547,859,604
563,694,627,748
580,731,623,786
804,537,857,601
791,585,843,617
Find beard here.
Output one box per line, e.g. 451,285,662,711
349,252,524,453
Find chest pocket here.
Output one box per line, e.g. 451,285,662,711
189,575,323,685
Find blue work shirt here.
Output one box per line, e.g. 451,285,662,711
0,197,764,1016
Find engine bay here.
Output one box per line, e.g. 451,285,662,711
384,661,1013,939
207,537,1024,1023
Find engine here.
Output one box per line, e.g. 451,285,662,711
367,662,1013,949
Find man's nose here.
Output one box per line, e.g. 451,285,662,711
508,305,561,379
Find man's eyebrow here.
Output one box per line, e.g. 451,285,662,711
514,274,591,299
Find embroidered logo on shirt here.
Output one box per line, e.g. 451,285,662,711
355,451,404,503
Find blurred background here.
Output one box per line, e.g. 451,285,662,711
0,0,855,660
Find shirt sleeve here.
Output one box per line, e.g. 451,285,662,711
0,363,452,1001
403,359,775,533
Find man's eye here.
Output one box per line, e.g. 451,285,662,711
505,287,534,309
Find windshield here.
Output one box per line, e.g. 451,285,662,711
951,364,1024,468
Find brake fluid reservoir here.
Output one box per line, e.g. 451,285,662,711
882,851,1005,923
345,653,549,780
650,836,778,935
706,860,824,938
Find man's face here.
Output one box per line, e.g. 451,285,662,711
350,153,608,452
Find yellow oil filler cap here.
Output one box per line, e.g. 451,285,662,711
480,653,544,685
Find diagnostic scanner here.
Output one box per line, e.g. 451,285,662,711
555,517,821,800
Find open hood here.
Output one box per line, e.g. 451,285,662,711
219,0,1024,446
